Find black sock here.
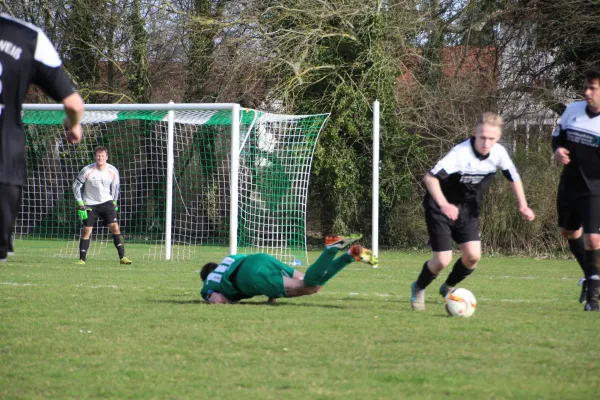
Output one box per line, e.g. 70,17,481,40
584,249,600,278
113,234,125,259
587,277,600,303
79,238,90,261
568,236,585,274
416,261,438,290
445,258,474,287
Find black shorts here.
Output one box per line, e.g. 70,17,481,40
557,190,600,234
83,201,118,227
0,183,22,257
424,203,480,252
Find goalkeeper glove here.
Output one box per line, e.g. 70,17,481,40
77,201,88,220
113,201,119,212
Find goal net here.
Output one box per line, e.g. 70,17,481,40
18,104,329,264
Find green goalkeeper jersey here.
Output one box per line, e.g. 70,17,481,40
200,254,248,302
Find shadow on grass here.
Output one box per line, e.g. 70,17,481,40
239,301,347,309
149,299,204,305
336,296,402,303
148,299,348,309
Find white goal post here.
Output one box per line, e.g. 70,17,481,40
372,100,380,258
19,103,329,264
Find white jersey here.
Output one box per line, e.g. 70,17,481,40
426,137,520,212
73,163,120,205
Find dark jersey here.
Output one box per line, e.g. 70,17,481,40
425,137,520,213
552,100,600,196
0,14,75,186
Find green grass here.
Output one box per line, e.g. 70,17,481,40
1,244,599,399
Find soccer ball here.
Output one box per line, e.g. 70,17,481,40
444,288,477,318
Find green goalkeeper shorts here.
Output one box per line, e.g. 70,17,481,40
234,253,295,298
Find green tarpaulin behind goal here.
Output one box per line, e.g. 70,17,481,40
18,107,329,264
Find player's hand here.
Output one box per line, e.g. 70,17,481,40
77,206,88,220
554,147,570,165
440,203,459,221
519,206,535,221
64,118,82,144
208,292,232,304
113,201,119,212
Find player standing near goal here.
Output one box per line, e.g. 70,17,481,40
0,14,84,262
553,67,600,312
199,235,377,304
410,112,536,311
72,146,132,265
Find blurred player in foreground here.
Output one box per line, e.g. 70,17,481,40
0,14,84,262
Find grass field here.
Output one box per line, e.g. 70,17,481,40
1,243,599,399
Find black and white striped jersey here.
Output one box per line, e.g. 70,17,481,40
552,100,600,195
425,137,520,212
0,14,75,186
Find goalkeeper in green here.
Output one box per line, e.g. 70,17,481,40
72,146,132,265
199,235,377,304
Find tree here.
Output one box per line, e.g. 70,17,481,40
532,0,600,93
63,0,103,102
127,0,151,103
183,0,225,102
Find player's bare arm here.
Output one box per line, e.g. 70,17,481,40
63,93,84,144
424,172,458,221
509,180,535,221
292,270,305,279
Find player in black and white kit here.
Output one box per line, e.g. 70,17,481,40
72,146,132,265
0,14,84,262
553,67,600,311
410,112,536,311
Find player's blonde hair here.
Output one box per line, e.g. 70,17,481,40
475,112,503,133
